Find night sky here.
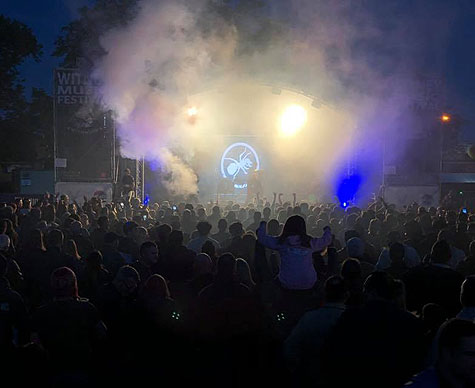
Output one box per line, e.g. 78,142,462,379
2,0,475,140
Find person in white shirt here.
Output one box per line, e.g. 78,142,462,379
257,215,332,290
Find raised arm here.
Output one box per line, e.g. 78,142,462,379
310,226,332,252
257,221,280,250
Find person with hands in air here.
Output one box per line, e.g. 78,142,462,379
257,215,332,290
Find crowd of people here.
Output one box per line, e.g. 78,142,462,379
1,192,475,387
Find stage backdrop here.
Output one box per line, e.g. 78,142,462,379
54,68,114,182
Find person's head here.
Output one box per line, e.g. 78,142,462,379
438,229,455,245
133,226,148,244
368,218,381,235
279,215,309,246
216,253,236,282
50,267,78,299
123,221,139,237
124,168,131,175
404,220,422,240
201,241,216,257
324,275,347,304
47,229,64,250
344,229,360,243
157,223,172,242
193,253,213,276
98,215,109,230
142,274,170,299
212,206,220,216
461,276,475,309
114,265,140,296
86,250,103,270
341,258,362,281
347,237,365,259
30,207,41,221
64,239,80,260
422,303,448,332
140,241,159,266
0,234,10,253
364,271,395,301
42,204,56,223
217,218,228,233
26,229,45,251
431,240,452,265
78,209,88,223
389,242,405,264
253,211,262,224
229,222,244,238
168,229,183,246
236,258,255,288
387,230,402,245
437,319,475,387
226,210,237,223
196,221,212,237
267,219,280,236
263,207,271,220
104,232,120,248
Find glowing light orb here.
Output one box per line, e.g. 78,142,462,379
187,106,198,117
441,114,451,123
280,104,307,137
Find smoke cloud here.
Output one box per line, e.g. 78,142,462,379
91,0,454,202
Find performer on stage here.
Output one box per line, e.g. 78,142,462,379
121,168,135,198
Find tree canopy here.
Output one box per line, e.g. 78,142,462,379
0,15,42,118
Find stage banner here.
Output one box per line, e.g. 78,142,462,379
55,182,113,203
54,68,113,182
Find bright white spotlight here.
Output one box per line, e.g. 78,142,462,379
187,106,198,117
280,104,307,137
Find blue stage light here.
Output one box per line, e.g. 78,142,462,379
336,174,362,208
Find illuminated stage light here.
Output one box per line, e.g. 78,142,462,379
441,114,451,123
280,104,307,137
187,106,198,117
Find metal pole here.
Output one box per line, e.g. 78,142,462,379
52,69,57,188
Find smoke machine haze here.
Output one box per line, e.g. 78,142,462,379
91,0,454,204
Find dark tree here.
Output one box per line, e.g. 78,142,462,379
0,15,42,117
53,0,140,67
0,15,46,165
53,0,285,67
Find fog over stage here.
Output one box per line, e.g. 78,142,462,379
155,81,357,203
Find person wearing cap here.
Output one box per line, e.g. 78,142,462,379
32,267,107,369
